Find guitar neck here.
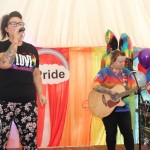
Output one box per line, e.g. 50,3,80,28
119,88,137,98
119,83,148,98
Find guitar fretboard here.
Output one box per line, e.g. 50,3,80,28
118,84,148,99
119,88,137,98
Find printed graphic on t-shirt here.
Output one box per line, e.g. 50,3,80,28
11,53,36,72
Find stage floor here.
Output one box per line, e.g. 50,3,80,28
40,145,150,150
7,145,150,150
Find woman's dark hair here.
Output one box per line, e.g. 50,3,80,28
0,11,22,40
110,49,126,64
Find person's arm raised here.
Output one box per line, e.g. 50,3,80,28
0,26,22,69
0,42,18,69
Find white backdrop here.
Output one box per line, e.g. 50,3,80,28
0,0,150,48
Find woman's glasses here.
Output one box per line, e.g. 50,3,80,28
8,22,25,27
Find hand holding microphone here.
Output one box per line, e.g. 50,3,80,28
13,26,25,45
19,27,25,32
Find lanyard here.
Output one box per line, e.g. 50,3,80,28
111,68,128,90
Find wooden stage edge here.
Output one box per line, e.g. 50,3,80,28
7,144,150,150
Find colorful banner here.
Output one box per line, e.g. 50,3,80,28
37,48,69,146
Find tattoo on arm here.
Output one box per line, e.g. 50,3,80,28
93,85,111,94
0,43,17,66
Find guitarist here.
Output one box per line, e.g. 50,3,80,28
92,50,136,150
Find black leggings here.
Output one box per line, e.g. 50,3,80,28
102,111,134,150
0,101,38,150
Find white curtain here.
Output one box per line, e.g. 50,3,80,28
0,0,150,48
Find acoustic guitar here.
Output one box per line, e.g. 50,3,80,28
88,83,149,118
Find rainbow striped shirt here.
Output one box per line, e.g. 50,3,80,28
93,66,136,112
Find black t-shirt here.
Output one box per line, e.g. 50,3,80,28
0,40,39,103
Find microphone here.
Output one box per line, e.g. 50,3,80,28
19,27,25,32
130,70,137,73
126,57,133,61
129,70,137,76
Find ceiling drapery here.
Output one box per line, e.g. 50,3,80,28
0,0,150,48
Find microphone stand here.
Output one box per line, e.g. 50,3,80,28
128,59,143,150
